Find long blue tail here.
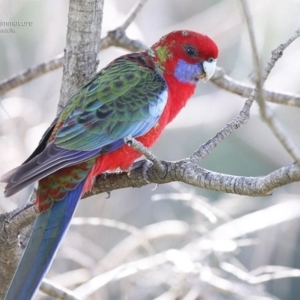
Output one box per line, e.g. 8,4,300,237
5,181,85,300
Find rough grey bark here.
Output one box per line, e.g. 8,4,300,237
0,0,104,297
57,0,104,113
83,159,300,198
0,203,37,299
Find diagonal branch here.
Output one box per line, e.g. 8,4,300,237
240,0,300,163
0,54,64,95
0,0,148,97
124,136,165,174
40,279,80,300
121,0,148,30
189,94,253,162
259,30,300,163
191,24,300,163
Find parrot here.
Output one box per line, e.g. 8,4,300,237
1,30,218,299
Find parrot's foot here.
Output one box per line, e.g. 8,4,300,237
100,172,108,180
96,173,111,198
131,159,153,183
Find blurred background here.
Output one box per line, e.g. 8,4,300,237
1,0,300,299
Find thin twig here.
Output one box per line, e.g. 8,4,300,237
106,28,147,52
0,54,64,95
121,0,148,30
211,67,300,108
240,0,266,112
263,27,300,79
189,93,253,161
221,262,300,284
263,106,300,159
40,278,80,300
209,200,300,240
124,136,166,174
259,28,300,164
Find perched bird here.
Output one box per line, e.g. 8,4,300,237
1,30,218,299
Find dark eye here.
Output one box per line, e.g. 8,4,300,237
207,57,214,63
185,46,196,57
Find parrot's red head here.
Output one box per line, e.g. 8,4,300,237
150,30,218,85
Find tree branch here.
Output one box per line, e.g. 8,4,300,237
0,1,148,97
121,0,148,30
211,67,300,108
83,159,300,198
202,25,300,165
240,0,300,164
40,278,80,300
0,54,64,96
190,95,253,162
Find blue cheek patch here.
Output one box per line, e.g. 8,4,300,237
174,59,204,84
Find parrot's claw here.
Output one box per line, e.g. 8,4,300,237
100,172,108,180
141,160,153,183
131,159,153,183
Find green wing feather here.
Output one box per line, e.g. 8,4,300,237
55,54,168,152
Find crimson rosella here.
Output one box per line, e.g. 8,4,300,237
2,30,218,299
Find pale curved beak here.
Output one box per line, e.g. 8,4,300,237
202,59,217,82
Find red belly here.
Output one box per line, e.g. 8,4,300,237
82,118,166,193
